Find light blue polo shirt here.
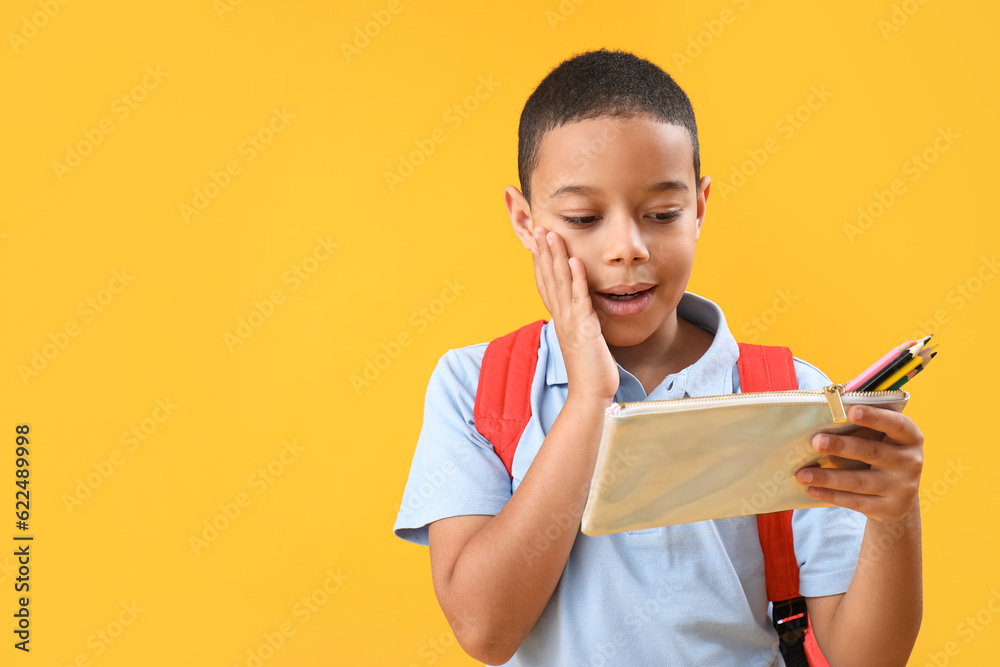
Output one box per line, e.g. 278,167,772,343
393,291,866,666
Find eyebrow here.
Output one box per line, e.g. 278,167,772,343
547,180,689,200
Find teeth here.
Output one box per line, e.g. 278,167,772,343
605,291,640,301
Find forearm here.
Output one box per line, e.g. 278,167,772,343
820,500,923,666
442,394,609,659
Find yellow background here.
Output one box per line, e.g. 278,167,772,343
1,0,997,665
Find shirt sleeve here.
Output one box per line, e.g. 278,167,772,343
788,355,868,597
392,346,513,546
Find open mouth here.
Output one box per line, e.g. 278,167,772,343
598,286,655,301
601,290,648,301
593,285,657,316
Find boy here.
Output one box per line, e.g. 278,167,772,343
393,49,923,665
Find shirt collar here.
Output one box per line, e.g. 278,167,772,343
543,291,740,397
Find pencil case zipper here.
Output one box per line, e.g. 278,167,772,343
610,383,908,424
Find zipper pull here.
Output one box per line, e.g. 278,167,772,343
824,383,848,423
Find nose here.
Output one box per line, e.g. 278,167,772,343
602,216,649,266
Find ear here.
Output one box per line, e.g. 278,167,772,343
694,175,711,241
504,185,534,251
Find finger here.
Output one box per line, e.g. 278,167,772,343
798,482,883,516
811,432,905,469
546,231,573,303
848,405,923,448
532,227,555,311
531,242,549,310
795,466,891,498
568,256,591,308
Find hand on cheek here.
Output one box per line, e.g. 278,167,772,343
530,227,619,403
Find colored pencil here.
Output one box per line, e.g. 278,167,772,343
845,339,913,392
858,335,932,392
875,356,924,391
887,351,937,390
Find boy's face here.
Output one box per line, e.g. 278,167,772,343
505,115,711,349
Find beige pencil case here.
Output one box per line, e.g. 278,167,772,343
580,384,908,536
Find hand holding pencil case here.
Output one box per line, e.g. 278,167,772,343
580,384,908,536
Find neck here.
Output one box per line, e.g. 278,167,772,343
608,314,713,395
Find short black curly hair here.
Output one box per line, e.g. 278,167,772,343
517,48,700,205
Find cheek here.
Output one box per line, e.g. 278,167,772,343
561,237,590,264
564,249,600,285
573,256,600,282
677,242,697,266
654,239,696,268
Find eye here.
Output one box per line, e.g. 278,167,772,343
649,211,681,222
561,215,600,225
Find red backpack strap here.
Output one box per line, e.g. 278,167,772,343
736,342,798,397
737,342,801,602
473,320,546,479
738,342,830,667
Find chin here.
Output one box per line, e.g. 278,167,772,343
600,322,656,349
